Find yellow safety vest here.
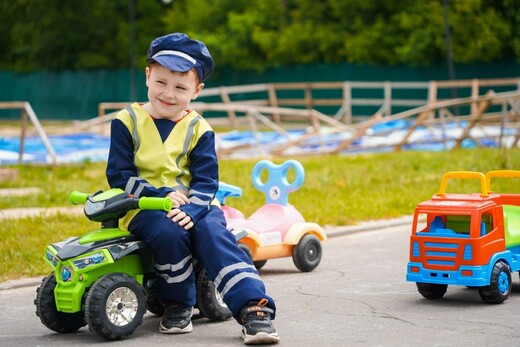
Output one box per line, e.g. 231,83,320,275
114,102,214,229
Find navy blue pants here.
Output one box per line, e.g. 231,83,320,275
128,206,276,321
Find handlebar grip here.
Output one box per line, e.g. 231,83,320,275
69,191,90,205
138,197,173,211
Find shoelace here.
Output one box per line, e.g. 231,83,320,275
242,299,273,323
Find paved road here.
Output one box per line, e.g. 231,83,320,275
2,222,520,346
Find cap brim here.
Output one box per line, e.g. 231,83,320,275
149,55,194,73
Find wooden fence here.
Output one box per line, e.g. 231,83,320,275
96,77,520,157
99,77,520,126
1,77,519,162
0,101,57,164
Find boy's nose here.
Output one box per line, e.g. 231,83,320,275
164,87,175,99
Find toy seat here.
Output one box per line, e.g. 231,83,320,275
429,216,445,232
249,204,304,231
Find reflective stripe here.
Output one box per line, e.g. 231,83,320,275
155,254,192,272
158,263,194,284
220,272,263,297
125,105,140,152
175,115,201,187
213,262,256,288
124,177,138,194
189,196,210,205
124,177,152,197
134,181,152,197
190,189,213,198
152,50,197,65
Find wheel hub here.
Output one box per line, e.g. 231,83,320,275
106,287,139,326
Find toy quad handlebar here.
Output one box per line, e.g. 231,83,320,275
69,191,90,205
70,190,172,211
69,189,173,223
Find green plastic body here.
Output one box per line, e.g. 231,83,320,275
45,234,144,313
44,189,172,313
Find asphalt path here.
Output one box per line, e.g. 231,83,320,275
2,220,520,346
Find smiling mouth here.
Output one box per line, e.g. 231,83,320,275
158,98,175,106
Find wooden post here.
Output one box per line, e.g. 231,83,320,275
452,92,493,148
24,102,58,165
342,82,352,124
219,87,238,129
394,110,431,151
267,84,281,125
427,81,438,120
384,81,392,117
304,84,313,110
19,109,27,164
471,79,479,116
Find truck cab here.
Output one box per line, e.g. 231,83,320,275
406,170,520,304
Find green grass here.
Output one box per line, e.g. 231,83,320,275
1,147,520,281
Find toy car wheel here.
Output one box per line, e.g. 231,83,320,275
238,242,252,259
253,260,267,270
292,234,322,272
85,273,146,340
416,282,447,299
237,242,266,269
196,267,232,321
478,260,511,304
34,273,86,333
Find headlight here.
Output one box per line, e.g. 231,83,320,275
45,249,59,267
72,252,107,270
84,200,106,215
60,266,73,282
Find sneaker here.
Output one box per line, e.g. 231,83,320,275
240,299,280,345
159,303,193,334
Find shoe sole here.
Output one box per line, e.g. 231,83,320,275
159,321,193,334
242,331,280,345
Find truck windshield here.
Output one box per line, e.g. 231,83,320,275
417,212,493,238
417,213,472,238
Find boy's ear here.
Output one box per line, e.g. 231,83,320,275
193,83,205,100
145,66,151,87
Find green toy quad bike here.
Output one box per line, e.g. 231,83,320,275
34,188,243,340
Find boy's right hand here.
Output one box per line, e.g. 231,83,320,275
166,190,190,207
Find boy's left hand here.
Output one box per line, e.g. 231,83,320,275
166,208,194,230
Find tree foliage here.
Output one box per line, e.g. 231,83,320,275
0,0,518,72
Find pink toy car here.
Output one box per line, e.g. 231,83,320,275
217,160,327,272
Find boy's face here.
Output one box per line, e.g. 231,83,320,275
145,63,203,121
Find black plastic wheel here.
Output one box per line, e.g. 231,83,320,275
478,260,511,304
238,242,267,269
416,282,447,299
292,234,322,272
253,260,267,270
195,267,232,321
34,273,86,333
84,273,146,340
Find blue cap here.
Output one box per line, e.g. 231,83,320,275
146,33,215,82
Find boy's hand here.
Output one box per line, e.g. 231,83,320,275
166,190,190,207
166,208,194,230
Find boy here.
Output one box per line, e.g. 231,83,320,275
106,33,280,345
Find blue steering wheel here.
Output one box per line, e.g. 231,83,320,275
251,160,305,205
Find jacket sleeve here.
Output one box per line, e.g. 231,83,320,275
178,130,219,224
106,118,173,197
